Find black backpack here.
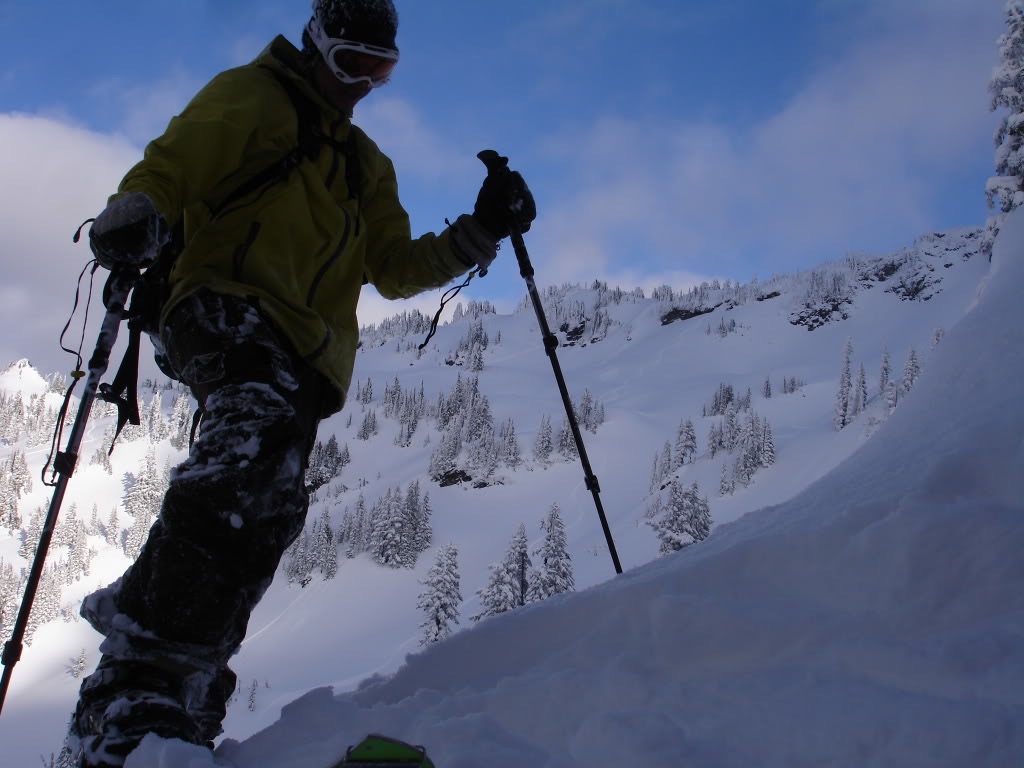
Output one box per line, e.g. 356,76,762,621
102,66,361,445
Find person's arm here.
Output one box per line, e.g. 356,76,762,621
360,152,486,299
362,148,535,299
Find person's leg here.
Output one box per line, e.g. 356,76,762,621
73,292,327,767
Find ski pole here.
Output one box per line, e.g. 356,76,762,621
477,151,623,575
0,267,138,716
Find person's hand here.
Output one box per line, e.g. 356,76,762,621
90,191,170,271
473,150,537,240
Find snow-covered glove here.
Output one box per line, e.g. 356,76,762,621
473,150,537,241
449,214,499,275
89,191,170,271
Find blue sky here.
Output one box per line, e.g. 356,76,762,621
0,0,1006,373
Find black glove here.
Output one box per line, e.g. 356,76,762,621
89,191,170,271
473,150,537,241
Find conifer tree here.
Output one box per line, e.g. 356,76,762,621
659,440,673,481
417,544,462,645
0,558,21,638
834,338,854,430
122,449,167,560
473,558,518,621
345,494,368,558
761,422,776,467
316,509,337,579
526,504,574,602
368,487,410,567
473,524,531,620
675,419,698,466
507,523,532,607
557,417,579,459
853,363,868,416
169,392,193,450
879,348,892,399
985,0,1024,259
416,492,433,554
499,418,522,469
357,409,379,440
19,507,43,559
533,414,554,464
719,461,733,496
902,348,921,395
649,451,662,492
104,507,120,547
650,479,712,554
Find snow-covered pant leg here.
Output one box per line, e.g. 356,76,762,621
73,292,328,767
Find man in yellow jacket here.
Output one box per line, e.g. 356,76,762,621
72,1,535,765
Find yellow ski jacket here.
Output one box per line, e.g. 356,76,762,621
114,36,472,411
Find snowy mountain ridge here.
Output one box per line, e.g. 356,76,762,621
0,218,1018,768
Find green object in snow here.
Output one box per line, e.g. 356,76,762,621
328,734,435,767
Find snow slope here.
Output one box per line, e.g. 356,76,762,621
0,217,1019,767
141,218,1022,765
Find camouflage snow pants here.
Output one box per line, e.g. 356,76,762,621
72,291,331,767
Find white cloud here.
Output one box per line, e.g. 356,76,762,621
536,0,1001,279
0,107,474,376
87,71,204,146
356,97,476,182
0,113,142,374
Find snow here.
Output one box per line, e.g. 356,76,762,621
0,217,1021,766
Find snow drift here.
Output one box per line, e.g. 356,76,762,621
121,219,1024,766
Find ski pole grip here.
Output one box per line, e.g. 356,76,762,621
477,149,510,177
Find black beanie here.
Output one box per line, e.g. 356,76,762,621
310,0,398,48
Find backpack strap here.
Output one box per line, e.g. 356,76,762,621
206,67,323,219
98,66,351,455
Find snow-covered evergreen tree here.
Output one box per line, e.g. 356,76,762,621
0,557,22,639
719,461,734,496
507,523,532,607
104,506,119,547
834,338,854,430
557,417,579,460
368,487,410,567
761,422,776,467
122,449,168,560
473,523,531,620
853,363,868,416
985,0,1024,257
168,392,193,450
650,480,712,555
356,409,378,441
499,418,522,469
344,494,368,558
533,414,554,464
526,504,574,602
902,348,922,395
879,347,892,399
473,558,518,621
417,544,461,645
675,419,698,466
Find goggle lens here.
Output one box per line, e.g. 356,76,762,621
332,48,397,84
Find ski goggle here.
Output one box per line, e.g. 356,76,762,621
307,17,399,88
